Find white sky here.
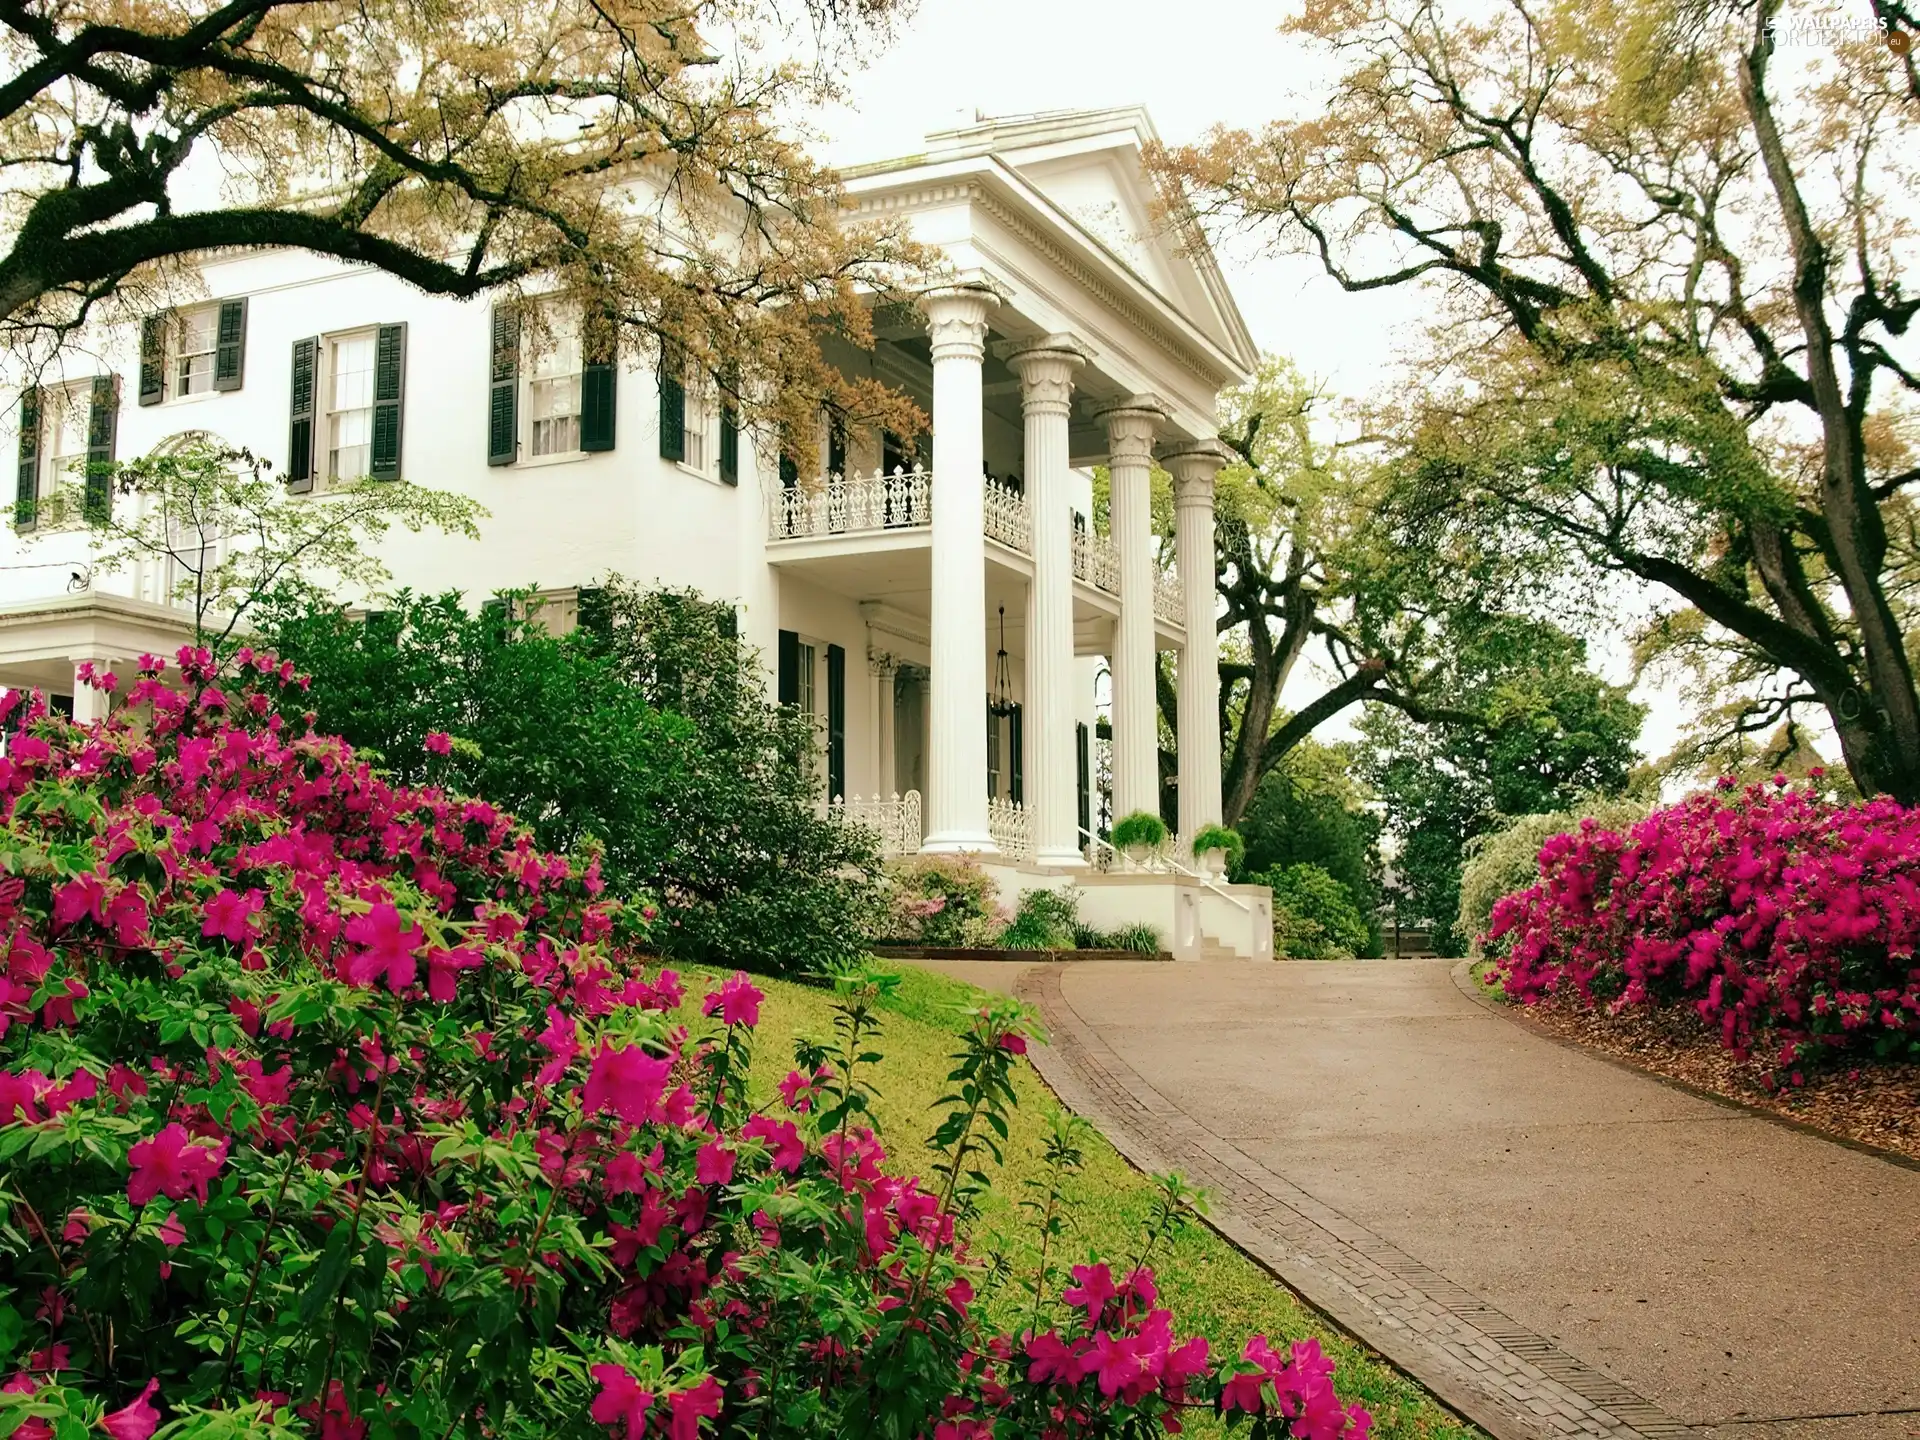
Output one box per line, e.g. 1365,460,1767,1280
815,0,1697,762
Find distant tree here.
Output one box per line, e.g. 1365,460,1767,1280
1159,0,1920,801
1131,356,1479,825
59,440,481,650
1356,618,1645,955
1235,739,1382,940
1,0,922,461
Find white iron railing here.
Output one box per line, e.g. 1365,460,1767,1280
982,479,1032,554
1071,529,1120,593
831,789,923,857
1153,571,1182,626
988,796,1033,861
768,467,931,541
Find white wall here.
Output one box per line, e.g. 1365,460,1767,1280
0,249,759,619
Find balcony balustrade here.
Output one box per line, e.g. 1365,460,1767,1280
767,466,931,541
829,789,923,857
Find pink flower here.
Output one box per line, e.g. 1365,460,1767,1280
201,888,264,946
424,945,483,1003
156,1213,186,1247
1062,1262,1116,1320
701,972,763,1028
99,1379,160,1440
127,1124,227,1206
589,1363,654,1435
998,1031,1028,1055
340,903,425,993
584,1043,672,1125
666,1376,722,1440
741,1115,805,1174
695,1141,736,1187
423,732,453,756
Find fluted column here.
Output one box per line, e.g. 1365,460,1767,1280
919,285,999,853
870,651,897,797
1098,398,1168,823
1007,341,1088,867
1163,443,1229,844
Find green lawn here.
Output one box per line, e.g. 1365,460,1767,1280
685,960,1483,1440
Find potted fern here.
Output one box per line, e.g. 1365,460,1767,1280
1190,822,1244,879
1110,809,1169,869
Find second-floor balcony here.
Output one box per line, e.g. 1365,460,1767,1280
767,466,1181,623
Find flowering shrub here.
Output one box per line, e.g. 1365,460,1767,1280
881,855,1002,947
1488,777,1920,1072
1,651,1370,1440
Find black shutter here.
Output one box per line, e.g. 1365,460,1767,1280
778,453,798,489
213,299,248,391
480,597,509,645
1010,701,1024,806
369,323,406,480
777,629,799,706
986,701,999,799
15,388,40,530
719,403,738,485
580,315,616,453
657,340,685,462
826,643,846,802
1076,721,1091,843
575,586,610,646
828,417,847,477
488,303,519,467
84,375,117,521
139,315,167,406
287,337,318,492
882,430,904,475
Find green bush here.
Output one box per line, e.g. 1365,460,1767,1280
1189,823,1245,873
264,582,884,977
1262,862,1372,958
1457,796,1652,956
883,854,1003,946
1000,886,1080,949
1068,920,1163,953
1111,809,1170,852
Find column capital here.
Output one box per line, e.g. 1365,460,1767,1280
1004,339,1089,417
919,284,1001,363
1095,396,1170,465
1160,439,1233,503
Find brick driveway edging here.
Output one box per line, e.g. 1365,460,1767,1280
1013,962,1700,1440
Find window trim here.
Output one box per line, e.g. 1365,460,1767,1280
38,381,94,498
169,303,222,402
319,326,379,483
521,305,587,464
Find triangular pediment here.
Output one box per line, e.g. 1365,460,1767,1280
923,108,1254,369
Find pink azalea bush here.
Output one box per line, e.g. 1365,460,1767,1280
1,649,1369,1440
1488,775,1920,1073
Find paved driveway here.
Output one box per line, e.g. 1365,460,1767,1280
943,959,1920,1440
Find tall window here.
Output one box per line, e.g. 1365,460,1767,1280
680,371,709,473
794,640,817,718
325,330,377,479
42,384,91,496
173,305,220,396
528,313,583,458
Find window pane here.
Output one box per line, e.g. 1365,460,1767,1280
327,332,376,478
529,373,582,457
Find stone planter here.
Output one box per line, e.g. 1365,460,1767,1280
1195,849,1227,879
1123,843,1151,870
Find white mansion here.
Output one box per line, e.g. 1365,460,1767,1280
0,107,1274,958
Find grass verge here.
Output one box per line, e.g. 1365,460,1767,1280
686,959,1484,1440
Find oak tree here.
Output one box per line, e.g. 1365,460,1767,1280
1159,0,1920,799
1,0,924,456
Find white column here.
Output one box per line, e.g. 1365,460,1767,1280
1164,443,1229,844
1098,399,1167,824
919,285,1000,853
871,652,897,797
1007,341,1088,868
70,658,111,725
